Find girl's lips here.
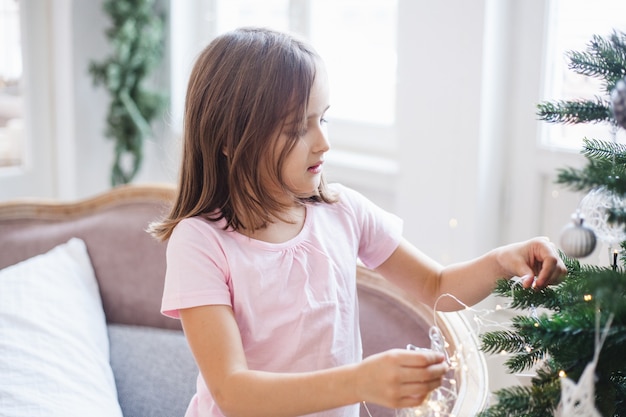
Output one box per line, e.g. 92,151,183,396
308,162,323,173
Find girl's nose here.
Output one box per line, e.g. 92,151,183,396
314,125,330,153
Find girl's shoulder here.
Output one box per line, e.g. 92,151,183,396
325,182,376,213
327,182,361,203
170,215,230,245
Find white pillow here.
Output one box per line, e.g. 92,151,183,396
0,238,123,417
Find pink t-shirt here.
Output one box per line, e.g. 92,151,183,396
161,183,402,417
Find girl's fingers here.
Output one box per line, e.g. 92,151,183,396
400,361,449,383
356,349,449,408
399,349,445,367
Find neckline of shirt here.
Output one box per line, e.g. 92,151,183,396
228,206,313,250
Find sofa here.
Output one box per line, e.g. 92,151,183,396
0,184,488,417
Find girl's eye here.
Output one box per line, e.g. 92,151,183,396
291,117,328,137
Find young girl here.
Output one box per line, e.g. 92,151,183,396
149,27,566,417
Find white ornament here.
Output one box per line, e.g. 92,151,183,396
555,315,613,417
611,77,626,130
579,187,626,246
560,211,597,258
555,363,601,417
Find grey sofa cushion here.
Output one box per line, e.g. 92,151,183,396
108,324,198,417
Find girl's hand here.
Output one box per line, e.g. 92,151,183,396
354,348,448,409
495,237,567,289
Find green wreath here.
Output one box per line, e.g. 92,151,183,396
89,0,167,186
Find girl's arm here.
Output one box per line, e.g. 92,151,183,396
375,236,567,311
180,304,448,417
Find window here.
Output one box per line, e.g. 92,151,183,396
213,0,290,34
0,0,24,169
541,0,626,150
308,0,397,125
170,0,398,150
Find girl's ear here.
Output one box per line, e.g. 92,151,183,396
222,146,228,157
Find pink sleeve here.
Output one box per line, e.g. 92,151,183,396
335,184,403,269
161,218,232,319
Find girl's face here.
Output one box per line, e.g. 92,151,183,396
277,62,331,200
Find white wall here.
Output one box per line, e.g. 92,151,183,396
396,0,487,264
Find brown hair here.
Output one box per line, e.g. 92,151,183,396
149,27,335,241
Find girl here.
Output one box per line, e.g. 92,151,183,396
149,27,566,417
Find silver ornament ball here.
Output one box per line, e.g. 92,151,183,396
560,211,597,258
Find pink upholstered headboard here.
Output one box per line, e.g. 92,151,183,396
0,184,179,330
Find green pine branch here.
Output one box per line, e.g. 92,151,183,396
537,98,612,125
582,138,626,163
556,157,626,193
477,383,560,417
503,348,545,375
532,360,561,387
480,329,527,355
567,32,626,92
537,31,626,127
492,279,563,311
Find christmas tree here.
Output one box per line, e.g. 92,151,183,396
478,31,626,417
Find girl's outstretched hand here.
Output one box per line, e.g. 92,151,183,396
354,348,448,409
495,237,567,289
